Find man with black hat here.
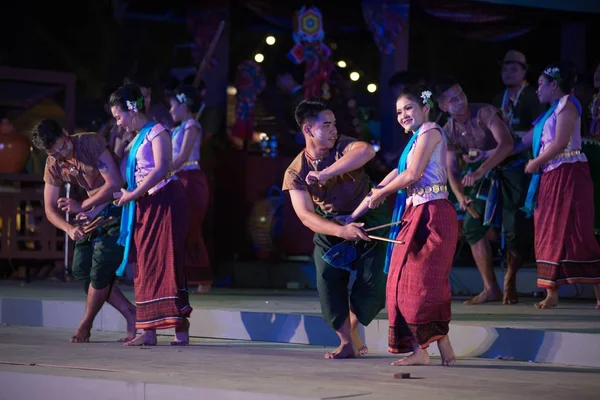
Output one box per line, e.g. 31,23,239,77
492,50,545,137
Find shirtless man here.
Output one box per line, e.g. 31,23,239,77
433,77,531,305
32,119,136,342
283,99,389,359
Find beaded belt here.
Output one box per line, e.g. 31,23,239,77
407,184,448,197
552,149,582,162
182,160,199,168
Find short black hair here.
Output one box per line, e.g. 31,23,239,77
31,119,63,150
432,75,460,101
294,98,330,127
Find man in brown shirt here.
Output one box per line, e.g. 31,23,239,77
33,119,136,343
283,99,389,359
434,77,531,306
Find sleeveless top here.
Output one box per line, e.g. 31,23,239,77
171,118,202,171
405,122,449,206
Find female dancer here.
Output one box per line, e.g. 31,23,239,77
347,84,458,365
168,85,212,294
515,61,600,309
111,83,193,346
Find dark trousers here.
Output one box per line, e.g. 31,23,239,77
313,205,389,330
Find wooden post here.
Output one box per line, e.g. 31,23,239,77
379,0,410,156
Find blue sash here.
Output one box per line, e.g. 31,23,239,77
116,122,156,277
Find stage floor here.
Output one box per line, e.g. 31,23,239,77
1,281,599,333
0,325,598,400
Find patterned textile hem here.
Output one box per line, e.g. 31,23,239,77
537,260,600,289
388,321,449,354
137,317,181,331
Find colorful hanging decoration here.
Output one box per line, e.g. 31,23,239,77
288,6,334,100
231,60,266,141
362,1,409,55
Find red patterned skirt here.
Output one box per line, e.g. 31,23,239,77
387,199,458,354
130,180,192,330
534,162,600,289
176,169,212,285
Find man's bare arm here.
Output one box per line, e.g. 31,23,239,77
475,114,514,176
288,189,369,241
44,183,73,233
321,141,376,179
81,149,124,210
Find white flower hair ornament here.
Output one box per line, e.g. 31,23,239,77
125,97,144,113
544,67,561,83
421,90,434,107
126,100,137,113
176,93,187,104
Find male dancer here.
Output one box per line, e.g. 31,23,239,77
434,77,531,305
283,99,389,359
32,119,136,342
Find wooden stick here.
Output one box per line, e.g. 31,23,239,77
368,235,404,245
192,20,225,88
365,220,404,233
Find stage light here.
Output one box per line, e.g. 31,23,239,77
266,36,276,45
227,86,237,96
367,83,377,93
350,72,360,81
337,60,347,68
254,53,265,63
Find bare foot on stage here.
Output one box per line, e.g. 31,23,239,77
351,325,368,356
503,279,519,305
325,343,355,359
171,318,190,346
195,284,211,294
70,324,91,343
463,288,502,305
594,285,600,309
117,310,137,343
391,348,430,366
535,290,559,309
535,297,559,309
123,330,157,346
437,336,456,366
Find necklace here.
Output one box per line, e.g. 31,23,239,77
501,82,527,125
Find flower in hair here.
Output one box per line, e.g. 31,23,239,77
125,97,144,113
421,90,433,107
176,93,187,104
544,67,561,83
126,100,137,113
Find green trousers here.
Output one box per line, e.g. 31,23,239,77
71,206,123,293
313,204,389,330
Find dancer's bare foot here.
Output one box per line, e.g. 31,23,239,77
391,348,430,366
437,336,456,366
535,289,559,309
325,342,355,359
594,284,600,309
195,284,211,294
123,330,157,346
171,318,190,346
463,288,502,305
70,324,91,343
117,309,137,343
503,279,519,305
350,324,368,356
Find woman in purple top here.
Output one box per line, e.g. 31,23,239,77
515,61,600,309
110,83,192,346
168,85,212,294
348,85,459,366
